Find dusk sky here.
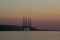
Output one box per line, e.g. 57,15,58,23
0,0,60,30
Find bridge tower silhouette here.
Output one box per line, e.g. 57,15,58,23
23,17,31,31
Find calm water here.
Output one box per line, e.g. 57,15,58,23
0,31,60,40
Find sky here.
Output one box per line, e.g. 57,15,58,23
0,0,60,30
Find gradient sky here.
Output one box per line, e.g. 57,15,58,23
0,0,60,30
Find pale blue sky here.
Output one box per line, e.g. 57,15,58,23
0,0,60,20
0,0,60,7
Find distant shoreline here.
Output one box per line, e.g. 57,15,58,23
0,25,60,31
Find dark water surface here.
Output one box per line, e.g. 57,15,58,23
0,31,60,40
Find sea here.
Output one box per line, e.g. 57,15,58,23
0,31,60,40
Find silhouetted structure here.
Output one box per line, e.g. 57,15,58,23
23,17,31,31
0,17,49,31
